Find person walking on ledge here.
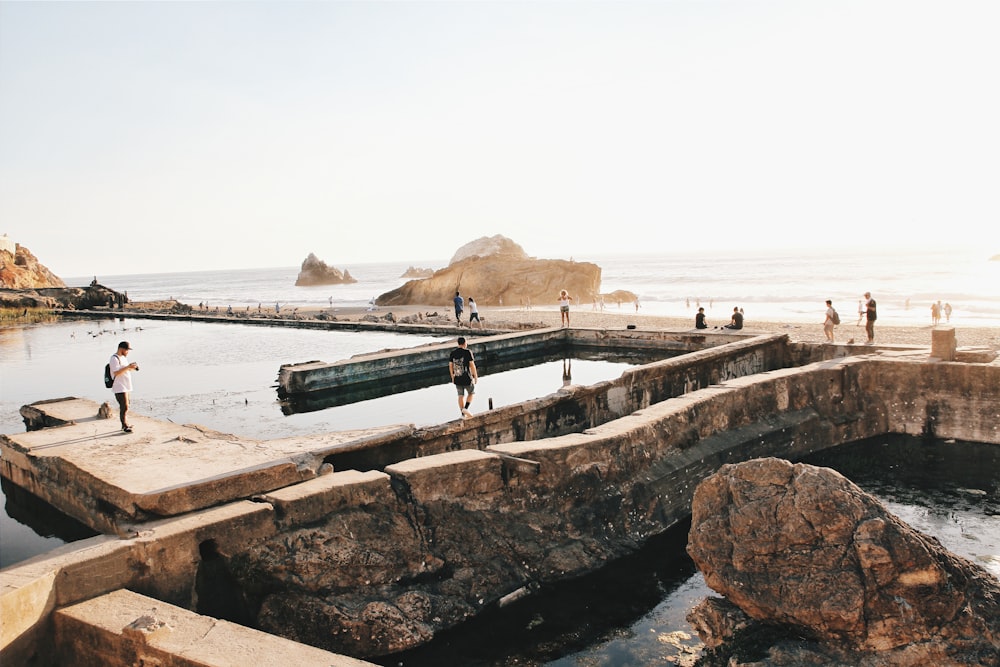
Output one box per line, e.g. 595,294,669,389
449,336,478,418
109,341,139,433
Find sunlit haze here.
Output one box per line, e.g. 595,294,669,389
2,1,998,277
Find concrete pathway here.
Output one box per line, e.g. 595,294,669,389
1,397,411,532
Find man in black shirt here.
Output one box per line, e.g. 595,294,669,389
449,336,478,418
723,306,744,330
864,291,877,344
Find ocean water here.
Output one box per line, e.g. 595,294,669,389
74,247,1000,327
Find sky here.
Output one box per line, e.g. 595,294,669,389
1,0,998,277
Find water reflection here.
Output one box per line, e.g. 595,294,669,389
279,350,661,416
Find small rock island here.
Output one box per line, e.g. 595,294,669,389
294,253,358,287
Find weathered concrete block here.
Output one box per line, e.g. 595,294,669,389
386,450,504,503
931,325,957,361
54,589,375,666
263,470,393,526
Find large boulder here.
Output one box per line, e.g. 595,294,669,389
378,236,601,307
0,243,66,289
449,235,528,264
294,253,357,286
686,457,1000,666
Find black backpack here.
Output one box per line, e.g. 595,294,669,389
104,363,114,388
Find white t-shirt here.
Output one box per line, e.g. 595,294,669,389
109,353,133,393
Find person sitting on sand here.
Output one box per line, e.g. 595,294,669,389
723,306,744,330
695,307,708,329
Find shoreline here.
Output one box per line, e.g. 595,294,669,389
120,301,1000,351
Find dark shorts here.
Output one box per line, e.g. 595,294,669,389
455,382,475,396
560,305,569,313
470,312,480,321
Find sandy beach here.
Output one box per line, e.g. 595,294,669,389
125,300,1000,351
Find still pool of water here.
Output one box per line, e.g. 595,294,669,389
1,317,643,568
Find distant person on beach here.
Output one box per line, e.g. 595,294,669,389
931,301,941,325
944,302,952,322
864,292,877,344
109,341,139,433
856,299,865,326
695,307,708,329
468,297,481,328
824,300,836,343
558,289,573,326
453,291,464,325
723,307,744,330
449,336,478,418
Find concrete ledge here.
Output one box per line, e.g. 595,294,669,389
53,589,376,666
1,409,408,531
386,449,505,503
263,469,393,526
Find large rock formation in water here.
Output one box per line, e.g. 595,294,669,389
686,457,1000,666
294,253,357,286
377,235,601,307
0,242,66,289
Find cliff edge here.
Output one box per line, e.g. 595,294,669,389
0,242,66,289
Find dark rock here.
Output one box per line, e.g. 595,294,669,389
0,285,127,310
686,457,1000,666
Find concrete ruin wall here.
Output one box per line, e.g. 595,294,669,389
324,333,789,471
278,327,750,396
4,353,997,663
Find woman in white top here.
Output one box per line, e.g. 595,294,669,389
558,289,573,327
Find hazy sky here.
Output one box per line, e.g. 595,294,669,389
2,1,998,277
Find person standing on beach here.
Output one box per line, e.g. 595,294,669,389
944,302,952,322
468,297,481,329
558,289,573,326
453,291,464,325
109,341,139,433
449,336,478,418
824,300,836,343
931,300,941,325
856,299,865,326
864,292,877,344
695,307,708,329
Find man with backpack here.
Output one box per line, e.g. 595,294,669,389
109,341,139,433
448,336,478,418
